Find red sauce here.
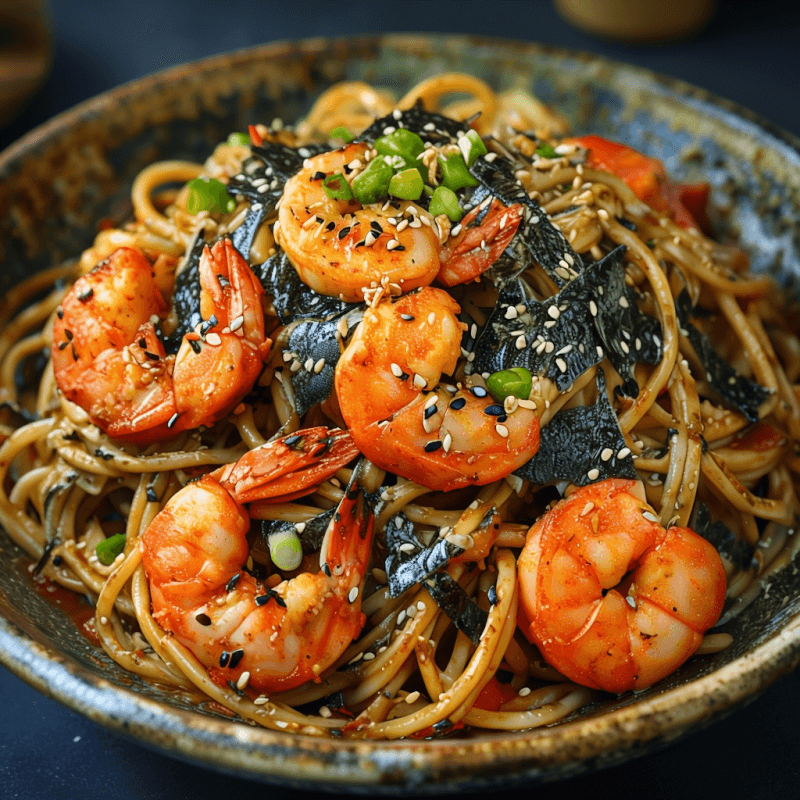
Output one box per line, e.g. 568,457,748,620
30,568,101,647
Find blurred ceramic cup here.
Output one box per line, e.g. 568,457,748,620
0,0,52,128
555,0,717,43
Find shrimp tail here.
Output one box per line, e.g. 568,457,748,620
212,427,359,504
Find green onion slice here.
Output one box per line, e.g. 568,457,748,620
351,157,394,205
268,530,304,571
226,132,251,147
322,173,355,201
185,178,236,215
486,367,534,402
388,168,424,201
96,533,127,566
458,129,488,166
535,143,559,159
329,126,354,142
375,129,425,160
429,186,463,222
438,153,479,192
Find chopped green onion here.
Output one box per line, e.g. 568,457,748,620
429,186,463,222
351,156,394,205
535,143,559,159
438,153,479,192
267,529,303,571
185,178,237,215
458,129,488,166
329,126,354,143
486,367,533,402
96,533,127,566
322,173,355,201
375,129,425,161
388,168,424,200
226,132,251,147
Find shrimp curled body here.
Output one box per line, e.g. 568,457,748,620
140,427,371,693
518,478,726,693
335,286,541,491
276,142,442,302
51,241,271,444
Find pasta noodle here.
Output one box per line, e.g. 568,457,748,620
1,73,799,739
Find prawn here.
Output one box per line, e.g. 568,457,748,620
51,240,271,444
140,427,372,693
275,141,441,303
335,286,541,491
517,478,727,693
274,141,524,301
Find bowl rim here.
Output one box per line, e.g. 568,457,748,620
2,32,800,792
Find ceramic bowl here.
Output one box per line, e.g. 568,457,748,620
1,35,800,793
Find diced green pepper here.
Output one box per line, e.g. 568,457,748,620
388,168,424,200
329,126,354,143
438,153,479,191
535,143,559,159
96,533,127,566
351,156,394,204
486,367,533,402
226,132,251,147
185,177,237,215
322,173,355,201
429,186,463,222
458,129,488,166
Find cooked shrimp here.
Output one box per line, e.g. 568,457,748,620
140,427,371,693
51,240,270,444
518,478,727,693
275,141,442,302
335,286,541,491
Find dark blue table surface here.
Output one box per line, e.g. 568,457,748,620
2,2,800,798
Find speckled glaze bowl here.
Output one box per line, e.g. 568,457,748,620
1,35,800,794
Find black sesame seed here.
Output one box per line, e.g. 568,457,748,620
58,340,70,350
424,405,438,419
146,488,158,502
321,563,332,577
488,585,498,606
56,307,64,319
144,351,160,361
338,226,351,240
64,329,74,340
370,221,383,233
284,434,302,447
484,404,504,416
77,287,94,302
400,314,414,321
325,221,336,231
424,440,443,452
226,573,241,592
138,338,147,348
195,613,211,626
392,244,406,251
189,339,201,354
449,397,467,410
228,649,245,669
52,555,63,567
167,412,180,429
312,171,326,181
219,651,231,668
93,448,114,461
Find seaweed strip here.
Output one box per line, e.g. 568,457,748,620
423,572,488,645
468,246,661,396
359,102,466,146
161,233,205,355
676,290,770,422
694,502,755,570
282,317,345,417
254,250,356,324
515,370,637,486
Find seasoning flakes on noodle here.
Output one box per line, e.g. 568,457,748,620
515,370,637,486
676,290,770,422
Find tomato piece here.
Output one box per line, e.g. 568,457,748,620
472,675,520,711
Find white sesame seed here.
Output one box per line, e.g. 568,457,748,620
495,424,509,438
442,433,453,452
236,671,251,690
405,691,421,704
587,468,600,480
253,695,270,705
205,332,222,346
313,358,326,373
505,305,518,320
413,373,427,389
589,300,598,317
618,447,631,459
515,335,527,350
428,312,436,325
348,587,359,603
642,510,659,523
390,362,404,378
386,239,401,250
601,448,613,461
555,358,567,373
